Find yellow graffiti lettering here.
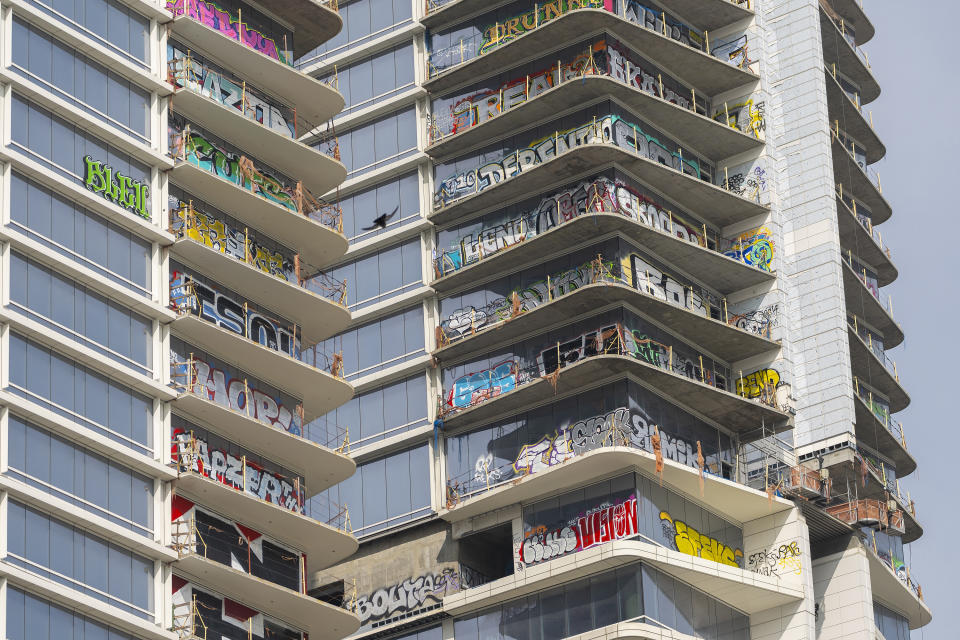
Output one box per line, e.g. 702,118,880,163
660,511,742,568
736,368,780,399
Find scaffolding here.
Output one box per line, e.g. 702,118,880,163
172,596,206,640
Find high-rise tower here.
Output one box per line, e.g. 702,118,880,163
0,1,359,639
288,0,929,639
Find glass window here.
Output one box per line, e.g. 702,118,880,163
6,501,154,619
309,444,432,537
6,415,153,535
340,172,420,242
9,252,152,372
329,107,418,178
328,237,422,311
27,0,151,66
297,0,412,65
317,305,424,381
7,332,153,456
11,17,149,138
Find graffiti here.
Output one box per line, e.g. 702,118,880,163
624,253,718,318
172,120,299,211
172,430,302,511
175,354,303,435
473,453,502,483
747,541,802,576
434,176,709,276
168,44,295,138
170,271,299,357
711,34,752,70
736,368,780,399
518,495,638,566
173,575,299,639
439,258,619,340
723,227,774,271
730,304,779,338
513,430,575,475
537,324,624,374
82,156,149,220
713,99,766,140
435,114,710,206
165,0,290,64
477,0,607,55
170,200,295,281
356,567,474,625
660,511,743,567
622,1,704,50
447,360,518,409
724,164,768,202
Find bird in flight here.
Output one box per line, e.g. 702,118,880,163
362,206,399,231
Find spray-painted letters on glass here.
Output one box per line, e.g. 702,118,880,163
519,495,638,566
83,156,149,220
165,0,292,64
660,510,743,567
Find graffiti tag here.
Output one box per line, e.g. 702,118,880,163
519,495,638,566
660,511,743,567
83,156,149,220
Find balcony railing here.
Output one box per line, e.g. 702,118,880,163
169,353,350,449
868,536,923,601
435,255,779,346
168,127,344,234
853,380,907,450
842,250,895,317
825,498,903,531
822,6,872,70
165,0,295,66
426,0,756,79
831,125,882,192
848,315,899,382
837,193,893,262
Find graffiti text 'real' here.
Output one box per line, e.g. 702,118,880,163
83,156,150,220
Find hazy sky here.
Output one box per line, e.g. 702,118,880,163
858,1,955,636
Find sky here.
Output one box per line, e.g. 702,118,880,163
860,1,956,636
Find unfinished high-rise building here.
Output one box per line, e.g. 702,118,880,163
0,1,360,639
297,0,932,638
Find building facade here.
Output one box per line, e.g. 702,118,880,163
0,1,358,639
298,0,931,638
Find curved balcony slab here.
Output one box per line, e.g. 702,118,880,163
173,393,354,493
171,89,346,195
853,396,916,476
270,0,343,58
174,555,359,640
847,326,909,413
168,162,348,268
431,145,767,229
831,138,892,225
819,8,880,104
433,213,774,296
171,315,352,417
443,444,793,524
823,0,875,45
841,261,903,348
428,75,762,161
426,9,759,96
836,197,897,286
170,239,350,344
169,15,344,123
435,282,779,365
173,473,357,567
866,546,931,630
441,354,790,437
824,69,885,163
443,539,800,618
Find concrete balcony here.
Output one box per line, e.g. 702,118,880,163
831,135,892,225
865,543,931,630
841,260,903,348
434,282,779,365
824,67,885,163
173,391,354,493
427,75,762,161
816,447,921,543
836,197,897,286
442,539,800,618
170,238,350,344
172,472,357,567
441,354,790,437
431,145,767,229
425,9,758,96
853,394,916,476
847,325,909,413
823,0,875,45
167,9,344,123
819,7,880,104
173,555,359,640
170,88,346,195
170,314,353,417
168,160,348,268
433,213,775,296
422,0,754,32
